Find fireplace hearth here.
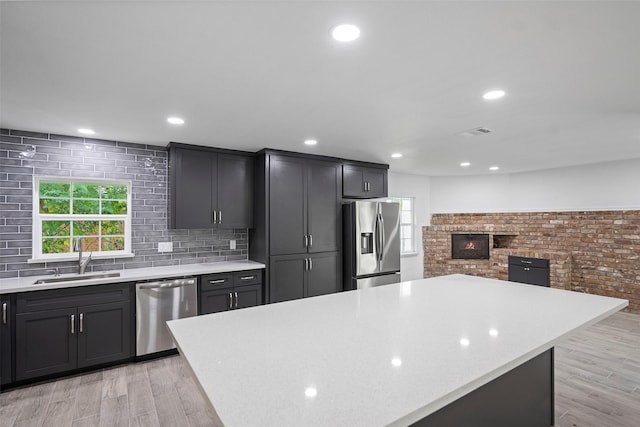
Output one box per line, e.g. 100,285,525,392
451,234,490,259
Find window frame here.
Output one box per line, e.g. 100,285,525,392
386,196,417,256
30,176,134,262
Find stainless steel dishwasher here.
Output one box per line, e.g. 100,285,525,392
135,277,198,356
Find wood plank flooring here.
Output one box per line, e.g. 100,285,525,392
1,311,638,427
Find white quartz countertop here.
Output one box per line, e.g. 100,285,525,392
0,260,265,294
167,274,628,427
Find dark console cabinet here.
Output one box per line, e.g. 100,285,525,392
508,256,550,287
168,144,254,229
14,284,132,381
1,295,12,386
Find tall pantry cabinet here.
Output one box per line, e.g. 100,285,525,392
250,150,342,303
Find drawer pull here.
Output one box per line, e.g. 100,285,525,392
240,276,255,281
209,279,227,284
520,260,532,264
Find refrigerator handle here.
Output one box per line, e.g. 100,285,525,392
375,213,383,262
379,213,385,261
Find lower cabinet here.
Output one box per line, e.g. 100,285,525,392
1,295,12,386
269,252,340,303
200,270,263,315
15,283,132,381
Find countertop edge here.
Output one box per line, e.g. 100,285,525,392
0,260,266,294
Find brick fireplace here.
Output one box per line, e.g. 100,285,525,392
423,210,639,313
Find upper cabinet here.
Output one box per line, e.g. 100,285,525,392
269,155,340,255
169,144,254,229
342,164,388,198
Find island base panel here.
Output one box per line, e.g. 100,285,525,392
412,348,553,427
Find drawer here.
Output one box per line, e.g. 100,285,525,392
16,283,131,313
508,265,550,287
201,273,233,291
508,256,549,269
233,270,262,286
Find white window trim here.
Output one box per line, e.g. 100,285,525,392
30,176,134,263
386,196,417,256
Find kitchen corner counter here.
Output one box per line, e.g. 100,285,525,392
167,274,627,427
0,260,265,294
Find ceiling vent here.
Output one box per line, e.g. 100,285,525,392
459,127,494,137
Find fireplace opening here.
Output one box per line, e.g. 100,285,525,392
451,234,490,259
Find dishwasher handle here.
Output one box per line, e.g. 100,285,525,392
137,278,196,290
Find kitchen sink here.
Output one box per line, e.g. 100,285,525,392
33,272,121,284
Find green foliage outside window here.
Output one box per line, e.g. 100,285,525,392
37,179,129,256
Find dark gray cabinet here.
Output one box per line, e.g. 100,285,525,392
1,295,12,386
508,256,550,287
343,164,388,198
269,252,340,303
200,270,263,315
169,144,253,229
251,150,345,304
15,284,132,381
269,155,340,255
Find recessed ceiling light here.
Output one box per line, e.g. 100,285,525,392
489,166,499,171
304,139,317,146
391,153,402,158
331,24,360,42
77,128,95,135
460,162,470,167
483,90,505,100
167,117,185,125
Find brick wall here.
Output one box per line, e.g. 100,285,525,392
423,211,640,313
0,129,248,278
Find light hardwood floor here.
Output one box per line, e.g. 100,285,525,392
1,311,638,427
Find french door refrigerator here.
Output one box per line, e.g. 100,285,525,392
343,201,401,290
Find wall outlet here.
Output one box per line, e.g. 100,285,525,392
230,239,236,250
158,242,173,253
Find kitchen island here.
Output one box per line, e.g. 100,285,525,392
167,274,627,427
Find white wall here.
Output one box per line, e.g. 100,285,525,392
429,158,640,213
387,172,431,281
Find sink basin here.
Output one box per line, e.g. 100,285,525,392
33,272,121,285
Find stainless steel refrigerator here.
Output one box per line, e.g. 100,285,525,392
343,201,401,290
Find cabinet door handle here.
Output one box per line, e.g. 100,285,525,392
234,291,239,309
524,267,531,271
219,210,222,224
209,279,226,284
79,313,84,333
228,293,233,309
304,258,308,270
70,314,75,334
304,235,308,248
213,210,217,224
240,276,255,281
308,235,313,248
309,258,313,270
2,302,7,325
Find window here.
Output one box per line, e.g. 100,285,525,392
32,177,132,261
386,197,416,255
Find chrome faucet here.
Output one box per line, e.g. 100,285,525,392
74,237,92,274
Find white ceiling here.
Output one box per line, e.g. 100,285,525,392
1,1,639,176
